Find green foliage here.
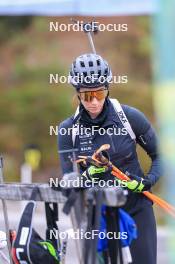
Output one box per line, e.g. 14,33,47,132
0,16,33,44
0,77,74,173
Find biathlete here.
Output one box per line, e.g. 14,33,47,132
58,53,161,264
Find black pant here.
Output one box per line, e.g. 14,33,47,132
105,207,123,264
129,203,157,264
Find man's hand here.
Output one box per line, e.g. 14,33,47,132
82,165,112,181
118,173,152,192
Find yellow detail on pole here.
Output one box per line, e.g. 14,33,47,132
24,149,41,171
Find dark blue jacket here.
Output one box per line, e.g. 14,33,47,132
58,98,162,211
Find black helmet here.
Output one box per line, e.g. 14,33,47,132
69,53,112,90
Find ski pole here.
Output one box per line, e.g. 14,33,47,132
0,157,13,264
111,170,175,219
103,146,175,218
94,144,175,218
77,144,175,219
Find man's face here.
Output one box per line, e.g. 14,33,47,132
78,87,108,117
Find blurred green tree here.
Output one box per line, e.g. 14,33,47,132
0,16,33,44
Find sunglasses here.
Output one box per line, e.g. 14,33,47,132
78,89,108,102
